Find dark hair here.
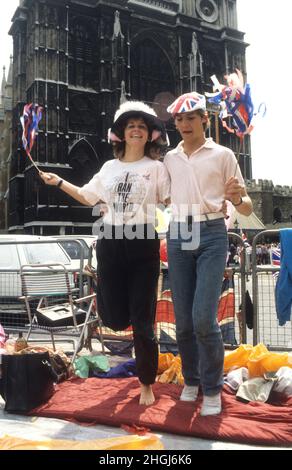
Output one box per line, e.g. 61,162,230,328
174,109,210,132
112,116,165,160
113,141,165,160
197,109,210,132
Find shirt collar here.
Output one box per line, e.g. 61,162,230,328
176,137,216,156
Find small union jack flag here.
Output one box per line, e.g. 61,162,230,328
167,92,206,116
271,246,281,267
20,103,43,172
20,104,42,154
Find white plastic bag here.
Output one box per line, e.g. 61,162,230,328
274,367,292,396
225,367,249,391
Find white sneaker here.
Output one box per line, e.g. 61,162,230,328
180,385,199,402
200,393,222,416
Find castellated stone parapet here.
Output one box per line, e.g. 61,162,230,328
246,179,274,191
245,179,292,225
246,179,292,195
274,185,292,196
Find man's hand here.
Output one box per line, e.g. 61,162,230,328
225,177,244,206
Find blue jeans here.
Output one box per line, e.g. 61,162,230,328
167,219,228,396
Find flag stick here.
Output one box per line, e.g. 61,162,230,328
26,150,41,173
233,137,243,178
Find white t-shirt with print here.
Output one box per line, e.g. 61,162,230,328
78,157,170,226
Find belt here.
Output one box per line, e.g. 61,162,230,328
173,212,224,223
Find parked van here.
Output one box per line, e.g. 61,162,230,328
53,235,97,270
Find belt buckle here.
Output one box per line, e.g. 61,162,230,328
187,215,193,225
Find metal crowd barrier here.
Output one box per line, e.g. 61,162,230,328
226,233,247,346
3,229,291,352
86,233,247,350
0,238,85,333
1,233,249,351
252,230,292,351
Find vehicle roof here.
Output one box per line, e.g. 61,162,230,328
0,235,56,241
53,235,96,239
53,235,97,247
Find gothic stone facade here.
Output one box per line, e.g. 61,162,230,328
0,58,13,231
8,0,251,234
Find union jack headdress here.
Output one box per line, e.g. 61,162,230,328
167,92,206,116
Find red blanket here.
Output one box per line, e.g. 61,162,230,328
30,378,292,447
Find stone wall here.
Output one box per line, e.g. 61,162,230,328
246,179,292,225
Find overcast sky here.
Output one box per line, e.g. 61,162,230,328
237,0,292,187
0,0,291,186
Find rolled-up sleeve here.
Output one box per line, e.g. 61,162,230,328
157,163,171,204
78,173,106,206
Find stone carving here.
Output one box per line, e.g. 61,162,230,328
120,80,127,104
113,10,124,39
189,32,199,74
189,32,203,90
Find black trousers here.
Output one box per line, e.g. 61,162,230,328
96,225,160,385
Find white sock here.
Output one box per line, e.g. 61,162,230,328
180,385,199,402
200,393,222,416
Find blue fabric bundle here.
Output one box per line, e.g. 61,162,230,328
92,358,137,379
275,229,292,326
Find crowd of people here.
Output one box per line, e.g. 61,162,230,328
228,241,280,267
256,243,273,265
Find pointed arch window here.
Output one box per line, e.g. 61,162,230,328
69,139,99,187
131,39,175,104
131,39,176,144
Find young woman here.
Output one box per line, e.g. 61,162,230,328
40,101,170,405
164,92,252,416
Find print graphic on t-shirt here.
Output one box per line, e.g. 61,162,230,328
109,171,147,223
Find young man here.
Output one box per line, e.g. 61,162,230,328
164,92,252,416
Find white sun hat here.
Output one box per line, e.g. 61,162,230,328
108,101,168,145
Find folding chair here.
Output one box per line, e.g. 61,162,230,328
20,263,105,362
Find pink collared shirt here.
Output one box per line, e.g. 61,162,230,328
163,138,244,216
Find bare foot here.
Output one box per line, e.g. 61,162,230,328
139,384,155,406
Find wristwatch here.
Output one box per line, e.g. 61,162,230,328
57,179,63,188
233,196,243,207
